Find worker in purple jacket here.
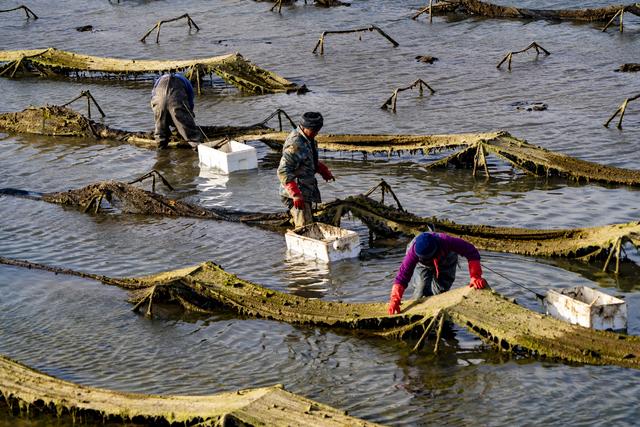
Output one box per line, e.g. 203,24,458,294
388,232,488,315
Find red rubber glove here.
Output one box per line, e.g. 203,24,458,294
316,161,335,182
284,181,305,209
468,259,488,290
388,283,405,315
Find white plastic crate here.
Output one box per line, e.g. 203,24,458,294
198,140,258,174
285,223,360,262
544,286,627,331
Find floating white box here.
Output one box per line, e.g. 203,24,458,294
544,286,627,331
198,140,258,174
285,223,360,262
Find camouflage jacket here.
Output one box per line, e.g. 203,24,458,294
277,127,321,203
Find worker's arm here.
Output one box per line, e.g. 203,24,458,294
277,142,303,187
388,245,420,314
277,141,305,208
439,234,487,289
316,161,335,182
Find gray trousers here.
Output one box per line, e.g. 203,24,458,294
151,76,202,148
407,237,458,299
282,197,313,228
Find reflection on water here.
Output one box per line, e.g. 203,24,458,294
3,0,640,425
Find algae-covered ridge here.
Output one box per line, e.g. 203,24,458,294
0,353,380,426
3,258,640,370
5,179,638,273
3,105,640,187
427,0,640,22
0,48,302,94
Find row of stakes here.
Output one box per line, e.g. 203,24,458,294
2,4,638,125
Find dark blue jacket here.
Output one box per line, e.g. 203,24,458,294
152,73,195,111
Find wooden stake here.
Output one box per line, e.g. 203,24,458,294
604,94,640,129
433,312,446,354
255,108,296,130
0,5,38,19
473,144,490,178
312,25,399,55
429,0,434,23
60,90,106,119
497,42,550,71
127,170,175,192
270,0,284,13
412,310,442,352
140,13,201,43
602,237,621,273
381,79,435,113
602,9,625,32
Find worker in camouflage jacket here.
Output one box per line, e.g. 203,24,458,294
151,73,203,150
277,112,335,228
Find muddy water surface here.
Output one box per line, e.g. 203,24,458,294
2,1,640,425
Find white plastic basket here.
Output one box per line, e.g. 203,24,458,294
544,286,627,331
198,140,258,174
285,223,360,262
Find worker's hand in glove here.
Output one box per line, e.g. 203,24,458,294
285,181,305,210
388,283,405,315
468,259,487,290
469,277,488,289
317,161,335,182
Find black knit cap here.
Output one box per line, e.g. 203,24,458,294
300,111,324,131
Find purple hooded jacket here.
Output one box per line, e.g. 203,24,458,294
394,232,480,287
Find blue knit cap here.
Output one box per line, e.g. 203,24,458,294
414,233,438,259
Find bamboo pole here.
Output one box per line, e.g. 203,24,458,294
601,8,625,32
312,25,399,55
140,13,201,43
497,42,550,71
604,94,640,129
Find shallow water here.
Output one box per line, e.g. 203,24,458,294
2,0,640,425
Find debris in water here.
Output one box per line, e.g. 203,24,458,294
511,101,548,112
415,55,438,64
616,64,640,72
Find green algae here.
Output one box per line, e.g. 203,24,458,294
2,257,640,369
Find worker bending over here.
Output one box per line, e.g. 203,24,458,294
388,232,488,314
151,73,203,150
277,112,334,228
